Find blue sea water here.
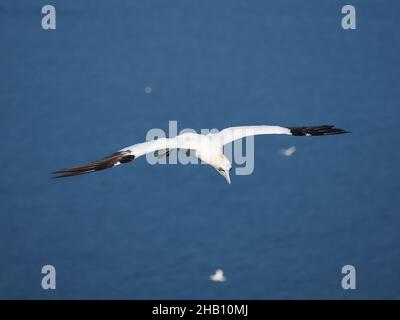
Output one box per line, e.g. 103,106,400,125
0,0,399,299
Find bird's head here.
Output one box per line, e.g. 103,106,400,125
214,155,232,184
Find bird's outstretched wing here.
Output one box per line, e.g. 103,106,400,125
52,137,199,178
216,125,349,145
51,151,135,178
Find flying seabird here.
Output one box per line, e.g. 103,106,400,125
280,146,297,157
210,269,226,282
52,125,349,183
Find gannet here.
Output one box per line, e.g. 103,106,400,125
280,146,297,157
210,269,226,282
52,125,348,183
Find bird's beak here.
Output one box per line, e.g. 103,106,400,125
219,170,231,184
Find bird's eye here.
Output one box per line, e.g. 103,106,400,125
217,167,224,172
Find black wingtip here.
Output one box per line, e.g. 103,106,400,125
51,151,135,179
289,125,350,137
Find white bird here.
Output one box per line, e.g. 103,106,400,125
52,125,348,183
280,146,297,157
210,269,226,282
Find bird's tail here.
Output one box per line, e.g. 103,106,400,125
289,125,349,136
51,151,135,178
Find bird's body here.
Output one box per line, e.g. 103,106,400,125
52,125,349,183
